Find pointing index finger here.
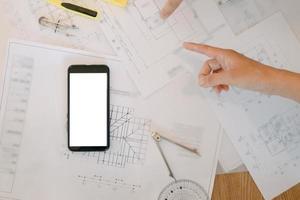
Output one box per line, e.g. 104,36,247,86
183,42,225,58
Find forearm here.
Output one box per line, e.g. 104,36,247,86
264,66,300,103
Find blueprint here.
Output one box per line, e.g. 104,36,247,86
64,105,150,168
1,0,300,199
0,41,222,200
200,13,300,200
215,0,278,35
97,0,226,96
0,0,226,97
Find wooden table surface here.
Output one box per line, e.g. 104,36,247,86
212,172,300,200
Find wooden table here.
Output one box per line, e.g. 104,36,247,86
212,172,300,200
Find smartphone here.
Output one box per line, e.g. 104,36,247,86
68,65,110,151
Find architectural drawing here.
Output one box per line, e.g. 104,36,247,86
28,0,76,34
215,0,278,34
0,38,223,200
77,174,141,192
64,105,150,168
26,0,115,55
0,41,153,199
132,0,207,41
98,0,225,96
0,55,34,192
201,14,300,199
257,107,300,156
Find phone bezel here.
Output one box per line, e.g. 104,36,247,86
68,65,110,151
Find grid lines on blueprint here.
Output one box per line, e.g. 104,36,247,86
64,105,150,168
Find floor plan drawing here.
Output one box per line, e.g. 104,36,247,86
98,0,226,96
215,0,278,34
257,107,300,156
133,0,207,41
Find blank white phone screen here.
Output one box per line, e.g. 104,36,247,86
69,73,107,147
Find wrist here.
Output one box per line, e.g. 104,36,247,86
252,64,278,94
264,66,300,102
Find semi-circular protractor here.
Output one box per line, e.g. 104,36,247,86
158,179,209,200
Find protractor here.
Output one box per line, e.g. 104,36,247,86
158,179,209,200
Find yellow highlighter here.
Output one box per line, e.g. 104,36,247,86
48,0,99,19
104,0,128,7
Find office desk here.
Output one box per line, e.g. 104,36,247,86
212,172,300,200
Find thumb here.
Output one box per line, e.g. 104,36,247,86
198,72,230,87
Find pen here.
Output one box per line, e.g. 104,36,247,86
48,0,99,19
61,3,98,18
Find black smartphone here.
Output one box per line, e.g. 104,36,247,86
68,65,110,151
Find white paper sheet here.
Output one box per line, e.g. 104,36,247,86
214,0,278,35
218,131,244,172
0,41,222,200
199,13,300,200
97,0,226,97
134,71,223,196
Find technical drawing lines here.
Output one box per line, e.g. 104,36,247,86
28,0,76,34
215,0,278,34
257,106,300,156
0,55,34,193
244,42,286,68
106,105,150,167
27,0,115,55
132,0,207,41
64,105,150,168
77,174,141,192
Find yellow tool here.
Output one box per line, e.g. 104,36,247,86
48,0,99,19
104,0,128,7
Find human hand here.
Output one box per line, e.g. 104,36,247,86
160,0,183,19
183,42,276,94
